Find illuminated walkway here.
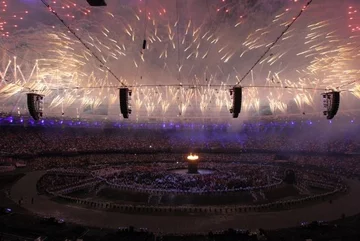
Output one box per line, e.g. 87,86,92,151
11,171,360,233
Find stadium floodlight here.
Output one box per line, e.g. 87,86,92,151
86,0,107,6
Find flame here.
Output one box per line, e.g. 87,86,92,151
187,154,199,161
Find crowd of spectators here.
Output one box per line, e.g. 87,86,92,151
32,159,346,199
25,153,274,170
1,117,360,188
1,116,359,156
94,163,279,193
18,153,360,186
37,173,91,194
1,213,360,241
2,117,360,240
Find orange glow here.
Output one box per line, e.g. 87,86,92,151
187,154,199,161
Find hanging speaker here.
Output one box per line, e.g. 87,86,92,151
330,91,340,119
321,91,340,120
27,93,44,120
119,88,131,118
142,39,147,50
86,0,107,6
230,87,242,118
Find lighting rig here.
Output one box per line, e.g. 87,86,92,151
321,91,340,120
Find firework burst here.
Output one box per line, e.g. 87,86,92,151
0,0,359,120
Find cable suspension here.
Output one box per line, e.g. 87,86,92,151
142,0,149,51
25,84,328,92
40,0,126,86
0,44,33,66
235,0,314,86
337,80,359,90
175,0,182,82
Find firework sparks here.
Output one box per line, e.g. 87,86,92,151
0,0,359,120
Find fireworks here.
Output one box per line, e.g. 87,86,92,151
0,0,359,120
0,0,30,37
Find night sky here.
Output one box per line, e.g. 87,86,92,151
0,0,359,119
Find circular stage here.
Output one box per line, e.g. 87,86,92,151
91,162,283,198
10,170,360,233
32,162,348,209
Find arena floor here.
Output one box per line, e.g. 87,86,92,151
10,171,360,233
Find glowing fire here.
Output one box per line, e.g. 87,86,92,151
187,154,199,161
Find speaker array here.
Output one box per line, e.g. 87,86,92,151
24,89,341,120
229,87,242,118
322,91,340,120
86,0,107,6
119,88,132,119
27,93,44,121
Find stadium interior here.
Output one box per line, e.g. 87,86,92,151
1,0,360,240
